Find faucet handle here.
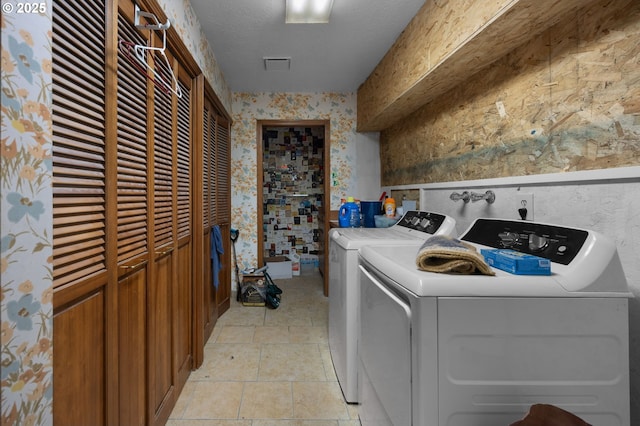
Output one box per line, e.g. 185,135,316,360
470,190,496,204
450,191,470,203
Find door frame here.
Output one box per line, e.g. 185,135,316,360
256,120,331,295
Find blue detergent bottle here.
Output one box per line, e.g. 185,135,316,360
339,197,360,228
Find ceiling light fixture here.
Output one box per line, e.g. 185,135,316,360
285,0,334,24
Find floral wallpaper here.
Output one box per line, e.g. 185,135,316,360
231,92,358,274
150,2,364,280
157,0,232,113
1,5,54,426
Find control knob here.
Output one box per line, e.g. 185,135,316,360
528,234,549,252
498,231,519,247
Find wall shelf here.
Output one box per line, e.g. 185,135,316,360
356,0,600,132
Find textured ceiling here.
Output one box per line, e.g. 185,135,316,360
190,0,426,93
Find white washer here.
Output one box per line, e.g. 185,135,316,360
358,218,632,426
328,210,456,403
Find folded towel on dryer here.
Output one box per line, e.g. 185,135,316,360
415,235,495,275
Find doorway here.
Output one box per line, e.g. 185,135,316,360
257,120,330,295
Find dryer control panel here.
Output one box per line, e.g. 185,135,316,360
461,219,589,265
395,211,449,235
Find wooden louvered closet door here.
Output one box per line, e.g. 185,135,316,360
147,38,176,426
52,0,110,424
52,0,229,423
144,29,194,426
174,73,193,393
202,100,217,340
215,117,232,314
116,6,152,425
201,97,231,321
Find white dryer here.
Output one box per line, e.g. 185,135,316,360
328,210,456,403
358,218,632,426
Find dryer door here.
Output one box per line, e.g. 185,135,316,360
359,264,412,426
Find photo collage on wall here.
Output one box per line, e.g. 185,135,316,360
263,127,324,259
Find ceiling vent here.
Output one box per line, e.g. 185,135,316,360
263,57,291,71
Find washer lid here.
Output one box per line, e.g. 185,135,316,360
359,239,631,298
330,210,456,249
330,227,425,249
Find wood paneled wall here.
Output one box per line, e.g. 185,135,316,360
376,0,640,185
356,0,601,132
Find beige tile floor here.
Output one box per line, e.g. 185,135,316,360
168,271,361,426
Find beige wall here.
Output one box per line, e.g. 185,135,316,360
380,0,639,186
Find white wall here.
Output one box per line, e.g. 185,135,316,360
384,166,640,421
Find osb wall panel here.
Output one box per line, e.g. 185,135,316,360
358,0,509,129
357,0,596,131
380,0,640,186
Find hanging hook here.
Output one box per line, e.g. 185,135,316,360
119,4,183,98
135,3,171,31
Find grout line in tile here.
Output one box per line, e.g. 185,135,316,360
172,273,355,422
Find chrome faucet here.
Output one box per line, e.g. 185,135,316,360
449,191,470,203
470,190,496,204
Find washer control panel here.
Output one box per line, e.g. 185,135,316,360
461,219,589,265
395,210,448,235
